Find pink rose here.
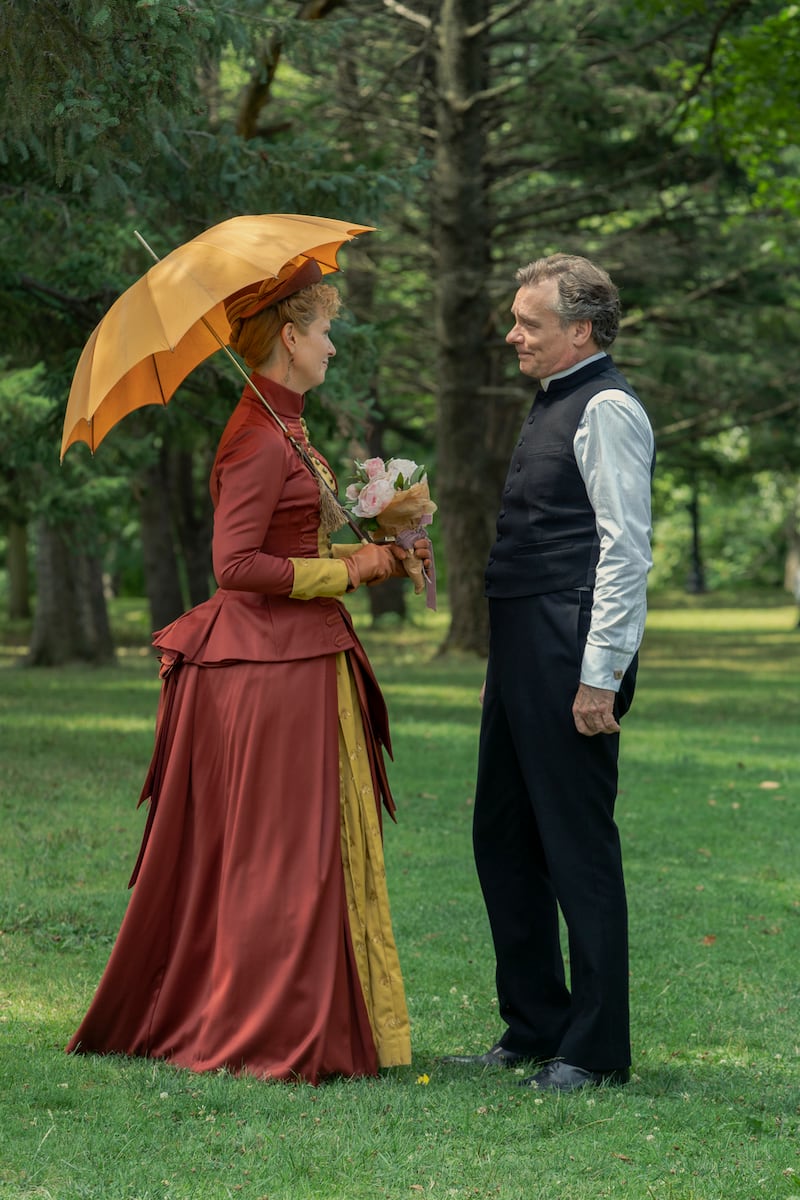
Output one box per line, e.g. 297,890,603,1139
361,457,386,480
354,476,396,518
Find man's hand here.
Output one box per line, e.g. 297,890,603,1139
572,683,620,737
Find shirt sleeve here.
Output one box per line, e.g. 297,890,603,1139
573,389,654,691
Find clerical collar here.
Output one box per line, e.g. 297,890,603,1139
541,352,608,392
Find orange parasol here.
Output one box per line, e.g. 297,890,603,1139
61,213,373,460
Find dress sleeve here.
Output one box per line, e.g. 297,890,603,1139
211,424,295,595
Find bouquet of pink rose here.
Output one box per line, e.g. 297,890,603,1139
345,456,437,606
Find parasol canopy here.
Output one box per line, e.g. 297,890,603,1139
61,213,373,459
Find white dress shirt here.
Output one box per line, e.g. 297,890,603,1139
541,354,654,692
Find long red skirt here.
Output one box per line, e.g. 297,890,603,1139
66,653,384,1084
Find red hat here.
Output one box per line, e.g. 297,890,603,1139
225,257,324,325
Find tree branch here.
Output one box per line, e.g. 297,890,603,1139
237,0,347,139
467,0,535,38
686,0,753,101
297,0,345,16
381,0,432,30
236,35,283,139
17,274,115,328
655,396,800,446
619,267,752,333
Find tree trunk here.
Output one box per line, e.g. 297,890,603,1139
6,520,31,619
135,452,186,631
331,40,409,628
685,478,707,594
783,483,800,627
433,0,494,654
27,518,116,666
169,445,213,608
353,261,408,624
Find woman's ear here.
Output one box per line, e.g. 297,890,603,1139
280,322,296,353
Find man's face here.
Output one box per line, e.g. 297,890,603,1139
506,279,592,380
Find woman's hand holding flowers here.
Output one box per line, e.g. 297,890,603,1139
345,457,437,609
388,537,432,575
345,543,398,590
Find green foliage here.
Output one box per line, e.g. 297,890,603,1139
0,363,130,536
665,2,800,212
1,597,799,1197
2,0,800,632
651,465,795,590
0,0,222,193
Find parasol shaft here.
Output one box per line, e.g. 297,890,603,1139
133,230,371,545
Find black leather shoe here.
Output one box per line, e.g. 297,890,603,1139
518,1060,630,1092
439,1041,537,1068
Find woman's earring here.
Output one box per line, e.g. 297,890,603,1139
283,354,294,386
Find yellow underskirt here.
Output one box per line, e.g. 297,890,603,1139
336,653,411,1067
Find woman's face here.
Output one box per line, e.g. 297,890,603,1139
288,311,336,393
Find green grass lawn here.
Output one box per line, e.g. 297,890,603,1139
0,594,798,1199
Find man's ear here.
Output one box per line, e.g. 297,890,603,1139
573,319,593,348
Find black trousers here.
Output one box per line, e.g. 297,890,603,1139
473,590,637,1070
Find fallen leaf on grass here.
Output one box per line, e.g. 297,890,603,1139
701,935,717,946
758,781,781,790
613,1153,633,1162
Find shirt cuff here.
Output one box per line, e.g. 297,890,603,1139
289,558,349,599
580,642,632,692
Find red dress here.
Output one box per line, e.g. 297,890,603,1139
66,377,411,1084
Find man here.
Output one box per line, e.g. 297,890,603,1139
445,254,654,1092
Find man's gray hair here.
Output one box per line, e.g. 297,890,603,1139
515,254,620,349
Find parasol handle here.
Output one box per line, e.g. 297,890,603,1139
133,230,372,545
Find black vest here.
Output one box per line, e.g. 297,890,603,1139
485,356,645,599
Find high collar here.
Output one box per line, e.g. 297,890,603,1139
540,353,611,396
247,373,305,419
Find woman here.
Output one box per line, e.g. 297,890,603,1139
67,257,422,1084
